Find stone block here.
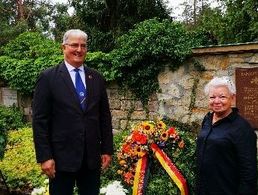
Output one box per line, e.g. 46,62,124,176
109,99,121,110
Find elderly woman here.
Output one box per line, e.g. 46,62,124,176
196,76,257,195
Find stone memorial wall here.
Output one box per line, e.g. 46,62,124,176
0,87,18,107
1,42,258,133
108,42,258,131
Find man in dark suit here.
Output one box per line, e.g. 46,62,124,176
32,29,113,195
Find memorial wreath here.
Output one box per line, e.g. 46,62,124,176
117,119,189,195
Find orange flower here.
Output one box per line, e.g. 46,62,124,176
168,127,177,136
122,143,131,154
132,131,147,144
123,171,134,184
178,140,185,148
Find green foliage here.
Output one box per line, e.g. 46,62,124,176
193,7,224,45
0,105,25,131
0,105,25,159
195,0,258,44
221,0,258,43
86,52,116,81
71,0,112,51
0,21,28,50
71,0,172,52
51,3,84,43
188,27,219,46
100,130,130,187
145,124,197,194
0,32,62,95
88,29,116,53
2,32,59,59
110,18,199,104
0,128,46,193
0,0,56,45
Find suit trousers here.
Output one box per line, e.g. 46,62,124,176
49,164,100,195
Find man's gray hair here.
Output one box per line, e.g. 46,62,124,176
204,76,236,95
62,29,88,44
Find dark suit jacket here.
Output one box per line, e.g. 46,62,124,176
32,62,113,172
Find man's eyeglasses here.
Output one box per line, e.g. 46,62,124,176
65,43,87,49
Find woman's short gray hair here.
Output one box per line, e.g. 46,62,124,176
204,76,236,95
62,29,88,44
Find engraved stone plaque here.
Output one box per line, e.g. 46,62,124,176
1,87,18,107
235,68,258,129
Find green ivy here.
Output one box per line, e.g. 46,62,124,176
86,52,116,81
0,32,62,95
2,32,61,59
110,18,200,104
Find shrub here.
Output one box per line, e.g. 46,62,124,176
0,127,46,194
0,32,62,95
0,105,25,159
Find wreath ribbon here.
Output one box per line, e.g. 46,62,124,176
133,143,189,195
133,155,149,195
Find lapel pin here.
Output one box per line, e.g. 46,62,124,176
88,75,93,79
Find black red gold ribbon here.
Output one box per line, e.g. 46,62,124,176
133,143,189,195
133,155,149,195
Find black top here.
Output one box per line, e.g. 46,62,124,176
196,108,257,195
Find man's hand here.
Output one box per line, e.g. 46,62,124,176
41,159,56,178
101,154,112,170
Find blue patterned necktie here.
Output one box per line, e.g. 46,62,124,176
74,68,86,110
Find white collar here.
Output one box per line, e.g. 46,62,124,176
64,61,84,72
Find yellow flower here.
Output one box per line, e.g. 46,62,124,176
119,160,127,166
160,131,169,141
134,145,146,157
157,120,166,129
45,188,49,195
141,121,155,134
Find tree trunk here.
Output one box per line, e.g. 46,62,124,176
16,0,25,21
